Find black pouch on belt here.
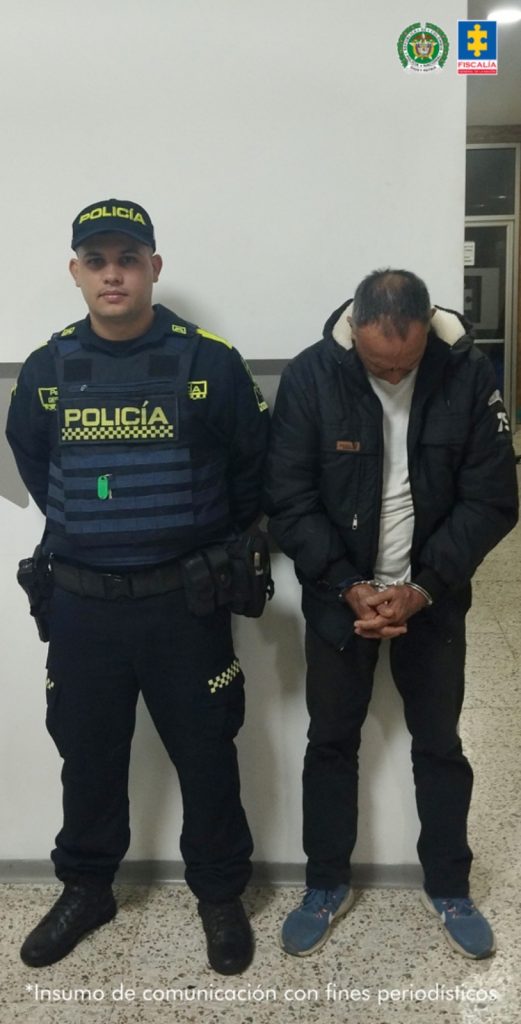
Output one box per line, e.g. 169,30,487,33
204,546,233,607
180,533,274,618
226,529,275,618
180,546,233,615
182,552,222,614
180,550,216,616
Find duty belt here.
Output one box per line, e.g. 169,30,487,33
52,559,183,599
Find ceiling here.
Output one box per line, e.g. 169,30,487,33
466,1,521,124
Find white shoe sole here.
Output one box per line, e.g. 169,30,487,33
420,889,496,960
280,888,356,957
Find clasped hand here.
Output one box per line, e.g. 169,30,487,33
342,583,428,639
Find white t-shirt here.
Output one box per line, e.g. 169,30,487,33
368,369,418,585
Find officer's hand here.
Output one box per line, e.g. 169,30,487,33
342,584,408,639
353,584,427,639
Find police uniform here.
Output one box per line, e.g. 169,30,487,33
6,202,269,964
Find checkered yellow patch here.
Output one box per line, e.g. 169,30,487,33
61,424,174,442
208,658,241,695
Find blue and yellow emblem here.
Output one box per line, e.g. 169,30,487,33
457,21,498,75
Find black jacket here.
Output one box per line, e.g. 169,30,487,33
6,304,270,567
263,300,518,649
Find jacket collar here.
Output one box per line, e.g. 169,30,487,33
328,300,472,352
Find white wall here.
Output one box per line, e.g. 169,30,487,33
0,0,467,874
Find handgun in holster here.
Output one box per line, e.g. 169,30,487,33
17,544,53,642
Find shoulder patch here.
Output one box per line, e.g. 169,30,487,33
487,389,502,407
196,327,233,350
38,386,59,411
60,324,77,337
171,323,188,335
188,380,208,400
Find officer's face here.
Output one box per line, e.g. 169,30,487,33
350,317,429,385
69,234,163,338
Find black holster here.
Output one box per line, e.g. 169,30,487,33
17,544,54,642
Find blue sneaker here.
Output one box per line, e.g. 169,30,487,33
281,885,355,956
421,890,496,959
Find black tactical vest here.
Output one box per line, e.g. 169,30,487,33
45,314,231,552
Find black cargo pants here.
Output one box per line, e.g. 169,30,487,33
303,590,474,898
45,584,253,902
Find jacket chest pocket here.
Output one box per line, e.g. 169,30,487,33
418,413,468,485
419,413,468,447
320,425,378,526
320,419,378,453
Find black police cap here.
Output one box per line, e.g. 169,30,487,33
71,199,156,251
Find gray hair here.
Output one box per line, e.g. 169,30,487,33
351,269,431,338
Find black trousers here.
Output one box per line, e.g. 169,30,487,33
45,585,253,903
303,595,474,898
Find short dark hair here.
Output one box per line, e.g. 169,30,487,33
351,269,431,338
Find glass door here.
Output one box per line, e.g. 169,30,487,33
464,220,515,423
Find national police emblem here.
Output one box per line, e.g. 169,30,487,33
397,22,449,72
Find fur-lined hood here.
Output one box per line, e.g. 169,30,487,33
325,300,473,353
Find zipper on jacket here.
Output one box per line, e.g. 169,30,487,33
371,401,385,565
349,450,362,531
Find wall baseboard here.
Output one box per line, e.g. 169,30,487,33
0,860,423,888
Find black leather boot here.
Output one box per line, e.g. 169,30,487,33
20,881,116,967
198,897,254,975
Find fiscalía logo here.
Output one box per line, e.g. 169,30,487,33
457,21,498,75
397,22,449,72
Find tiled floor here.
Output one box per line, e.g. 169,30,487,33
1,458,520,1024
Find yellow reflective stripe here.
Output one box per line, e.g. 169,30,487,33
196,328,233,349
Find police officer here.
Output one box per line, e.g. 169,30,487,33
6,199,269,974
